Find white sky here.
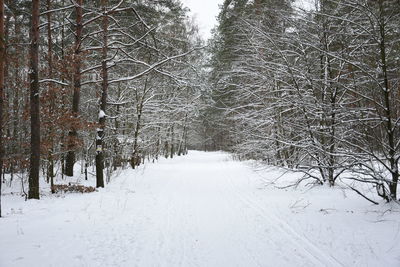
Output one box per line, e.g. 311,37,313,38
294,0,315,10
181,0,223,40
181,0,315,40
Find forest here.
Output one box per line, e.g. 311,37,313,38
0,0,399,218
0,0,400,266
205,0,400,203
0,0,207,212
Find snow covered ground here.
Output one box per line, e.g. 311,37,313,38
1,151,399,267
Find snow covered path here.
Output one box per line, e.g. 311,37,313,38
1,151,399,267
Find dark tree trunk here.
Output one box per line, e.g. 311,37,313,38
95,0,108,188
0,0,5,216
11,14,21,179
178,114,188,156
112,96,120,170
131,101,143,169
46,0,55,193
60,0,65,180
28,0,41,200
65,0,83,176
131,79,147,169
164,127,169,159
170,124,174,159
378,1,398,200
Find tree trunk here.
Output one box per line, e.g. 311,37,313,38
65,0,83,176
11,13,21,178
28,0,41,200
46,0,55,192
60,0,66,180
378,1,397,200
131,102,143,169
95,0,108,188
131,80,147,169
170,124,174,158
0,0,5,216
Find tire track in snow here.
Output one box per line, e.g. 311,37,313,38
225,169,344,267
212,170,265,267
152,169,196,267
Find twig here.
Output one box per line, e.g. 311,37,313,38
348,185,379,205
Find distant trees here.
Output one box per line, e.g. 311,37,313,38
207,0,400,202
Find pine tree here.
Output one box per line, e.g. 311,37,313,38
28,0,40,200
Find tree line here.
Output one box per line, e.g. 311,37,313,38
206,0,400,203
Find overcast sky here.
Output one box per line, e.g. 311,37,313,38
181,0,315,40
181,0,223,40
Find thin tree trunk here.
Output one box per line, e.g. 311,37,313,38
155,126,161,160
60,0,65,180
131,102,142,169
131,80,147,169
113,90,120,170
0,0,5,216
12,14,20,179
170,124,174,158
65,0,83,176
378,1,398,200
164,128,169,158
28,0,41,200
177,114,188,156
46,0,55,193
95,0,108,188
